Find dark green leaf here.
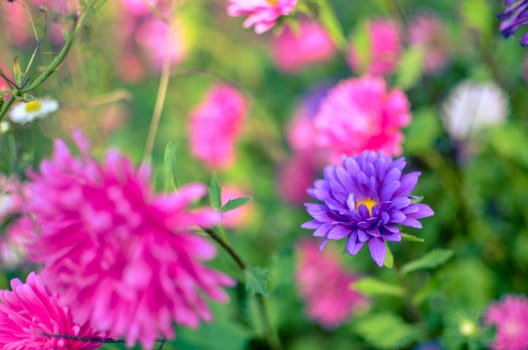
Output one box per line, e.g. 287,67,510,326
208,175,221,209
221,197,252,213
244,266,269,296
401,249,454,274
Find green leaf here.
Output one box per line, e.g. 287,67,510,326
163,142,178,191
460,0,492,34
351,277,404,297
351,20,371,73
208,174,221,209
354,313,421,349
395,46,425,90
401,249,454,274
12,56,23,87
316,0,347,51
384,242,394,268
401,233,425,243
244,266,269,296
221,196,252,213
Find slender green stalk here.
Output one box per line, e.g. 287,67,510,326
143,3,178,163
0,96,16,122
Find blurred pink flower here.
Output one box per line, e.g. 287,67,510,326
221,185,252,228
271,19,335,72
348,19,402,76
485,295,528,350
122,0,154,15
0,272,102,349
295,241,368,327
189,84,247,170
25,131,235,350
277,153,318,205
408,14,451,73
228,0,297,34
1,2,32,46
314,76,411,162
135,18,186,71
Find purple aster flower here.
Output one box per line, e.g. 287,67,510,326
301,151,434,267
498,0,528,46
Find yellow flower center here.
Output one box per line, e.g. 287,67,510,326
24,100,42,113
356,198,378,216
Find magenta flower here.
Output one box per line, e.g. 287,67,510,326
485,295,528,350
271,19,335,72
227,0,297,34
314,76,411,163
0,272,101,349
302,151,434,267
295,241,368,327
189,84,247,170
25,131,235,349
408,14,451,73
348,19,402,76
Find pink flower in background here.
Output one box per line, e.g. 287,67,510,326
135,18,187,71
228,0,297,34
408,14,451,73
485,295,528,350
1,2,31,46
189,84,247,169
122,0,154,15
314,76,411,162
348,19,402,76
221,185,252,228
0,272,102,349
277,153,318,205
295,241,368,327
271,19,335,72
25,131,235,349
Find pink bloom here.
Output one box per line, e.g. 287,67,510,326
25,131,235,349
277,153,318,205
1,2,32,46
189,84,247,170
348,19,402,76
485,295,528,350
408,14,451,73
314,76,411,162
271,19,335,72
0,272,101,349
228,0,297,34
295,241,368,327
221,185,252,228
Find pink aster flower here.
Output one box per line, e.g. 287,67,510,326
314,76,411,163
271,19,335,72
408,14,451,73
485,295,528,350
0,272,102,349
295,241,368,327
189,84,247,170
25,131,235,349
228,0,297,34
348,19,402,76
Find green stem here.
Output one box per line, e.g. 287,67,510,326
316,0,347,52
0,96,16,122
203,228,281,350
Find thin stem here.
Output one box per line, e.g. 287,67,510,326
0,96,16,122
202,228,281,350
143,2,178,163
316,0,347,52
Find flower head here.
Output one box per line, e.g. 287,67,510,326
441,80,509,140
498,0,528,46
302,151,434,267
348,19,401,76
189,84,247,169
295,241,368,327
227,0,297,34
314,76,411,163
271,19,335,72
9,98,59,124
0,272,101,350
485,295,528,350
408,14,451,73
25,131,235,349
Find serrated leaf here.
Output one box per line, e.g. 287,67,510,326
208,174,221,209
396,47,425,90
163,142,178,190
401,249,454,274
244,266,269,296
401,233,425,243
384,242,394,268
351,277,404,297
354,313,421,349
221,197,252,213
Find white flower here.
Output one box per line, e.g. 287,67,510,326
441,80,509,140
8,97,59,124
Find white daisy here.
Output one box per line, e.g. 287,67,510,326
8,97,59,124
441,80,509,140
